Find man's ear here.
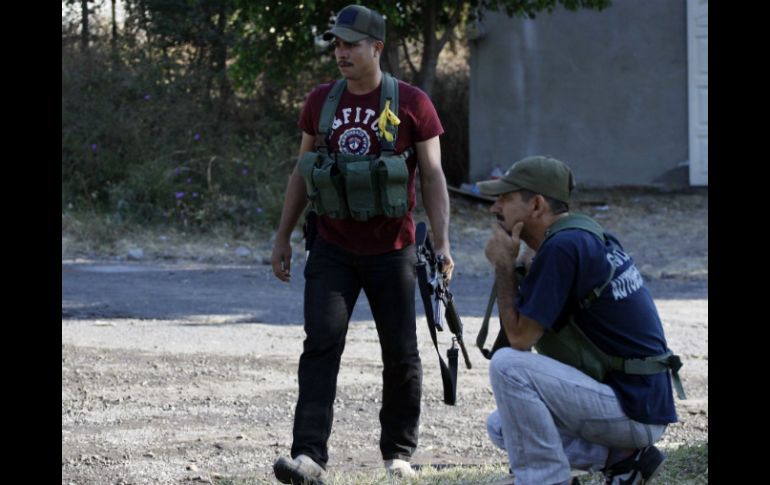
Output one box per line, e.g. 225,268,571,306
373,40,384,57
531,194,550,217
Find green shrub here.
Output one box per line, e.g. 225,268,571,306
62,45,299,232
62,38,473,235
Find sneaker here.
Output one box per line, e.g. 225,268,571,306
384,458,415,478
273,454,327,485
603,446,666,485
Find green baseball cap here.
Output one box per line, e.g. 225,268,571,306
323,5,386,43
477,156,576,203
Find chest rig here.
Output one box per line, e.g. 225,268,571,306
535,215,686,399
297,73,412,221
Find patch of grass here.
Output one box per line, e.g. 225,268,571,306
578,441,709,485
323,463,512,485
215,442,707,485
215,463,513,485
62,210,277,262
62,211,130,257
653,441,708,484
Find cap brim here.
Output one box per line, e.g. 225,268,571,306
476,179,521,196
322,27,369,43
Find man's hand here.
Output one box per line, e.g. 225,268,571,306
271,242,292,282
436,248,455,283
485,222,523,271
269,132,314,283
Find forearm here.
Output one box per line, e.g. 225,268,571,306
494,265,521,348
485,223,543,349
420,172,451,250
274,168,309,244
496,269,545,350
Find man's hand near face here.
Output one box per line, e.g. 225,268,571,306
485,221,524,271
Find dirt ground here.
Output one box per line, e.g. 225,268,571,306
61,188,708,485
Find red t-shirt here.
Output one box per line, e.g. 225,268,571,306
299,78,444,255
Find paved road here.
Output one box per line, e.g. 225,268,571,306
62,260,707,325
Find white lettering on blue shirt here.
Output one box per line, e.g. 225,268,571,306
611,265,645,300
607,249,631,268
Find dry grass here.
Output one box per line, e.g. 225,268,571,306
62,211,277,264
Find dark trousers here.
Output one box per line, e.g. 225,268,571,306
290,237,422,467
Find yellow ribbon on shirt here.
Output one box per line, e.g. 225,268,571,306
377,99,400,142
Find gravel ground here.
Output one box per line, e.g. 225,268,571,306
62,188,708,485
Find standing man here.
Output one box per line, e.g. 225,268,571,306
478,156,682,485
270,5,453,484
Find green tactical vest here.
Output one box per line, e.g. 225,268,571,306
533,214,687,399
297,73,411,222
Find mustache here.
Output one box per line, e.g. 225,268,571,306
338,61,353,67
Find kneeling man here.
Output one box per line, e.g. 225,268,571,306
478,156,683,485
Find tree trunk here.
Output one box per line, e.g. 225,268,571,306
382,25,402,79
80,0,90,54
418,43,440,97
110,0,120,67
416,0,439,96
415,1,462,96
214,2,232,121
111,0,118,50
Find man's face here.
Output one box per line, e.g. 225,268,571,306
490,190,532,234
333,38,380,81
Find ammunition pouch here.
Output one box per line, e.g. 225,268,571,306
535,317,686,400
298,150,411,221
535,319,612,382
299,72,410,222
375,154,409,217
298,151,347,219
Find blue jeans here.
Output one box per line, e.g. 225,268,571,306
291,237,422,467
487,348,666,485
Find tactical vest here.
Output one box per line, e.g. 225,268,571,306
533,214,686,399
297,73,412,221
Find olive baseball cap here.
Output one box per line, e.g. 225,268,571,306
477,156,576,203
323,5,386,43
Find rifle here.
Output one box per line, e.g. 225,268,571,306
415,222,471,405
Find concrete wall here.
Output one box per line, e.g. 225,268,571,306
469,0,689,187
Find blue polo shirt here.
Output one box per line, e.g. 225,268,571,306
515,227,677,425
